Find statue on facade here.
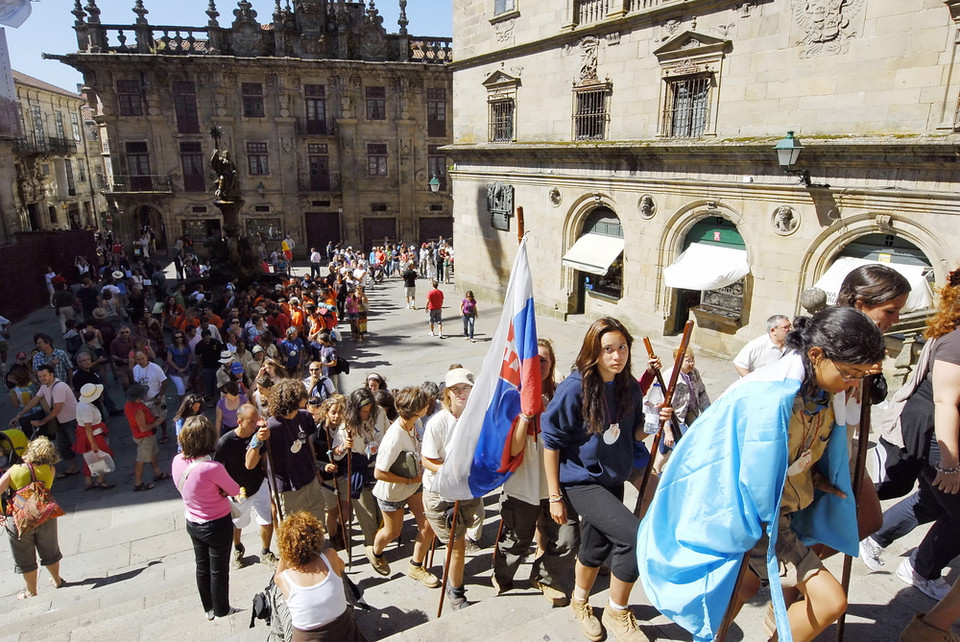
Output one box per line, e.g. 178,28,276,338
209,126,240,202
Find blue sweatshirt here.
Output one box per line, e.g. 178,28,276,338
541,371,646,487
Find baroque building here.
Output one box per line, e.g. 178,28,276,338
9,71,107,239
448,0,960,359
51,0,452,254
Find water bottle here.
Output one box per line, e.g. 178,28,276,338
644,384,663,434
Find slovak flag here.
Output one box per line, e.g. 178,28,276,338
430,237,542,501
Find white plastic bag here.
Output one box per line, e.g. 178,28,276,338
83,451,116,476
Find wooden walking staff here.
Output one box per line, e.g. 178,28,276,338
322,422,351,568
344,426,354,570
834,373,877,642
633,320,695,518
263,438,284,523
437,500,461,618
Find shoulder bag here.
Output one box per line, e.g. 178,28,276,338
8,463,65,539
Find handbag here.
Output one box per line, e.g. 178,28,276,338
388,451,420,479
336,356,351,375
9,464,65,539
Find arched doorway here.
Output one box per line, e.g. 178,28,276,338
561,206,624,315
137,205,168,251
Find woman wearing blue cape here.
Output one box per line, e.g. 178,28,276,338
638,306,885,642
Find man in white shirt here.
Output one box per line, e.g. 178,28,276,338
9,364,80,475
133,351,169,441
309,247,323,279
732,314,792,377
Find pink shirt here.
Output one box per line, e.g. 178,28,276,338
171,455,240,523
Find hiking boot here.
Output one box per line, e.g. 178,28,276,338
570,598,603,642
898,558,951,601
900,613,960,642
407,562,440,588
233,545,245,570
601,606,649,642
531,578,569,607
365,545,390,576
859,536,885,572
464,537,484,555
447,586,468,611
260,549,278,566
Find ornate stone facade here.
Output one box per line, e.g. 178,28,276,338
50,0,452,254
448,0,960,358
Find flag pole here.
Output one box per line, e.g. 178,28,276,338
716,549,753,640
835,374,875,642
344,427,354,570
437,500,461,618
633,320,694,518
428,535,437,569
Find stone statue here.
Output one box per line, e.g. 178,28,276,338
209,126,240,202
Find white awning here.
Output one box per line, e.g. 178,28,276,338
561,233,624,276
663,242,750,291
813,256,933,313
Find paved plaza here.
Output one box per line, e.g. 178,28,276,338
0,270,951,641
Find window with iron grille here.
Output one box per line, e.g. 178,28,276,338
366,86,387,120
242,82,265,118
427,87,447,138
367,143,388,176
489,99,515,142
173,81,200,134
246,141,269,175
180,142,205,192
573,87,609,140
662,75,710,138
117,80,142,116
428,145,447,191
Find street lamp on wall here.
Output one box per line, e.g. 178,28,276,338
428,175,440,193
775,131,828,188
257,182,265,197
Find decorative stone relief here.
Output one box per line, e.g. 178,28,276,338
772,205,800,236
494,18,515,45
738,2,756,18
876,214,894,232
639,195,657,219
605,32,620,46
578,36,600,84
549,187,562,207
792,0,866,58
712,23,736,38
659,19,682,42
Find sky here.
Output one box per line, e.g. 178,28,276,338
4,0,453,93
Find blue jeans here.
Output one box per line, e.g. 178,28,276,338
462,315,475,339
185,515,233,615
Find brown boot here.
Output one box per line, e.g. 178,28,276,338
601,605,649,642
900,614,960,642
570,598,603,642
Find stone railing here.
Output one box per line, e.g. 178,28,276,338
409,38,453,64
577,0,611,24
106,175,173,194
92,25,213,55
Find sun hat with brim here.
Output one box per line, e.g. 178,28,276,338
112,270,125,280
92,308,108,319
79,383,104,403
125,384,147,401
445,368,475,389
252,345,264,354
218,350,235,364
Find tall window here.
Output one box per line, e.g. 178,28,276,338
125,141,152,191
494,0,516,14
427,145,446,191
64,159,76,196
489,99,515,142
117,80,143,116
180,142,205,192
246,141,269,175
30,104,45,150
426,87,447,138
304,84,327,135
242,83,265,118
662,75,710,138
367,143,388,176
70,112,82,141
308,143,330,191
573,86,609,140
173,81,200,134
54,112,65,141
77,158,87,182
366,86,386,120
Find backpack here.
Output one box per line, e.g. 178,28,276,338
249,576,292,641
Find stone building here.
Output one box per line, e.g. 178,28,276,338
448,0,960,358
50,0,453,255
9,71,107,239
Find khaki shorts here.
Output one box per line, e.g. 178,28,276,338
748,513,824,588
134,435,159,463
278,477,327,523
423,490,482,542
146,397,167,423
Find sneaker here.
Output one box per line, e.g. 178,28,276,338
464,538,483,555
407,562,440,588
233,545,245,570
365,545,390,576
898,558,951,601
601,605,649,642
428,330,434,336
570,598,603,642
447,586,468,611
900,613,960,642
531,578,569,607
260,549,279,566
859,536,885,572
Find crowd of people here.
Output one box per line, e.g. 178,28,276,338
4,240,960,642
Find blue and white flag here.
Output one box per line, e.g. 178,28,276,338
430,238,542,500
637,353,857,642
0,0,31,28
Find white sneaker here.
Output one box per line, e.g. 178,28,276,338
859,536,884,572
897,557,951,600
428,330,434,336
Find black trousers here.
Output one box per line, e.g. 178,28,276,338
185,514,233,615
564,482,640,584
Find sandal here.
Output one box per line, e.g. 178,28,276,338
57,470,79,479
133,483,155,492
97,482,116,490
84,484,97,491
153,472,171,481
16,590,35,600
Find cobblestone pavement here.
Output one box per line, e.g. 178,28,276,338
0,265,951,641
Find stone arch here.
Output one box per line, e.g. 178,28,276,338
560,192,621,291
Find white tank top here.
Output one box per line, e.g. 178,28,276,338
283,551,347,630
